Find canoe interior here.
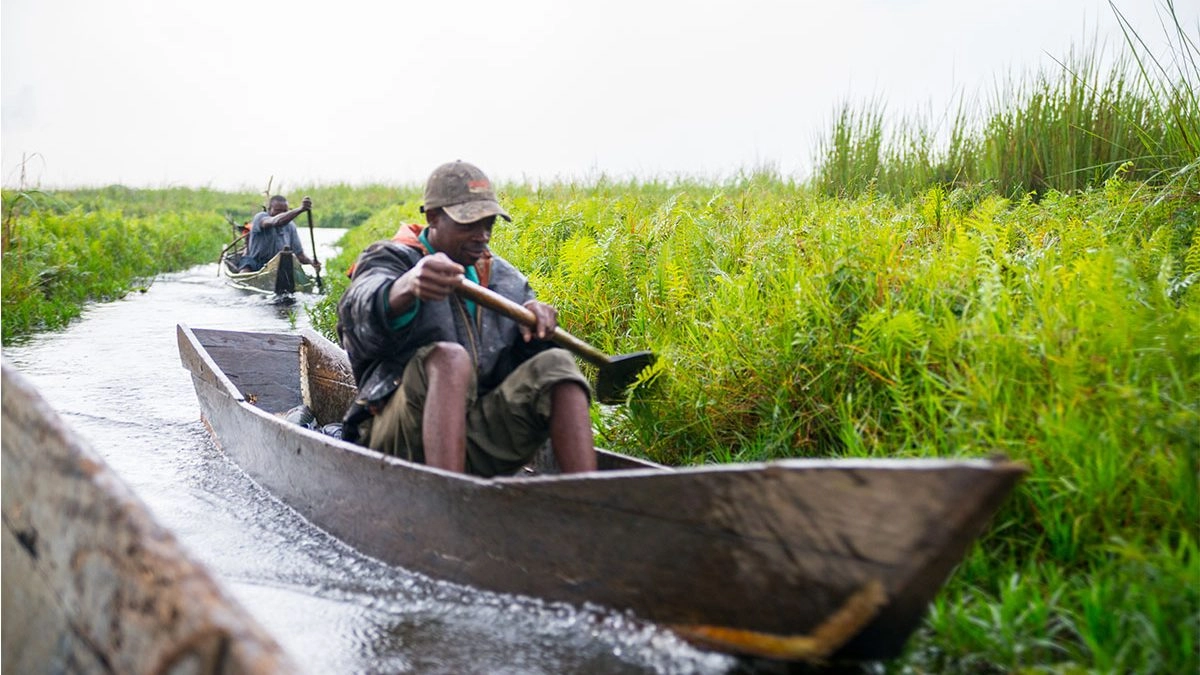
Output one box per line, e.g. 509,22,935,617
188,326,659,474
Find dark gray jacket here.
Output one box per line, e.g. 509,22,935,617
336,241,553,409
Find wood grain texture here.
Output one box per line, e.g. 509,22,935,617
2,361,296,674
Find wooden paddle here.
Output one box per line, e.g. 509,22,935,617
306,209,323,293
457,278,655,404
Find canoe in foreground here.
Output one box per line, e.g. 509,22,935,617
1,360,294,674
176,324,1025,665
219,241,313,296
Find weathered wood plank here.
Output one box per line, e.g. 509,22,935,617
193,330,304,414
1,361,296,674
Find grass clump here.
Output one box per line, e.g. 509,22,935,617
518,178,1197,673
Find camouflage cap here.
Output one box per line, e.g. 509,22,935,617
419,160,511,224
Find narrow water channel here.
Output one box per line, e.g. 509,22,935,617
2,229,734,674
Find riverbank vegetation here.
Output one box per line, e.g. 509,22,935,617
0,183,403,343
0,193,225,343
2,4,1195,671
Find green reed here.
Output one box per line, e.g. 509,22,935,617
38,183,406,231
815,2,1199,200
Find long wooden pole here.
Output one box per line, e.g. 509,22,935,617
306,210,323,293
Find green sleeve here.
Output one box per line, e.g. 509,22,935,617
389,301,419,329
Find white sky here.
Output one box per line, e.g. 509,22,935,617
2,0,1193,190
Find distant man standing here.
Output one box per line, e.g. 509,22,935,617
336,160,596,477
238,195,323,273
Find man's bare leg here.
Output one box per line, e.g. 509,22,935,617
549,382,597,473
422,342,472,473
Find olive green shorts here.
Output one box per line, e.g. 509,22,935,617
364,346,590,477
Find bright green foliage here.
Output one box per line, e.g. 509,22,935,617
31,183,408,231
286,183,412,230
527,178,1193,672
1,183,413,344
1,204,229,343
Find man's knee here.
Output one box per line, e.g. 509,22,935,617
529,348,583,376
424,342,472,377
553,379,590,399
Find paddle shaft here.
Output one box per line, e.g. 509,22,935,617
457,279,610,366
306,210,323,292
217,232,249,274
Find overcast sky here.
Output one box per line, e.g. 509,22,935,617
2,0,1193,190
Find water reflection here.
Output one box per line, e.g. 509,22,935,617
1,229,734,674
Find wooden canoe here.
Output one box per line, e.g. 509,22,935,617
1,360,295,674
219,235,314,296
176,324,1025,665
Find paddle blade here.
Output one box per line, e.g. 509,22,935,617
595,351,656,404
275,249,296,295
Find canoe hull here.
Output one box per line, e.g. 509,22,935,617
177,324,1024,663
2,361,294,674
219,245,314,296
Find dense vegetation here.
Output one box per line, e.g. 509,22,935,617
301,9,1197,669
0,193,226,343
0,183,406,343
2,4,1195,671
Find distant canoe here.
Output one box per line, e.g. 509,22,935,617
218,232,314,296
1,361,295,674
176,324,1025,666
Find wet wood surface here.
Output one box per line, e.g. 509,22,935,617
1,361,296,674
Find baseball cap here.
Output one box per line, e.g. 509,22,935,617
419,160,512,223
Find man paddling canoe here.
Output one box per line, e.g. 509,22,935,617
336,161,596,476
238,195,323,274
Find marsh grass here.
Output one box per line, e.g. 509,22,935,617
38,183,406,230
8,166,1193,671
816,2,1199,200
0,203,231,343
519,178,1197,672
